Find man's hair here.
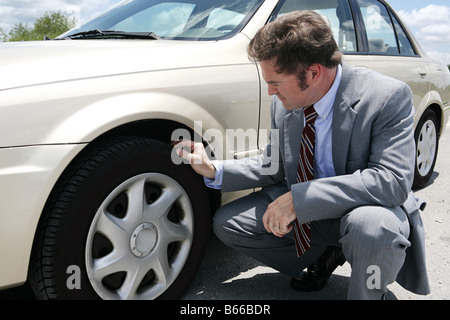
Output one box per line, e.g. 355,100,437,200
248,10,343,77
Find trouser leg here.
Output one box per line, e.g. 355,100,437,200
339,205,411,300
213,185,327,277
213,186,411,300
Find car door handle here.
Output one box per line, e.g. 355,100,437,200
418,66,428,76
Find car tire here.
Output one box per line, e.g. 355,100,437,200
28,136,210,300
413,109,439,189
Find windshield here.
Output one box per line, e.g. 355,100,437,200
58,0,263,41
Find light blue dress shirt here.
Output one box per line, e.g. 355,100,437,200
205,64,342,189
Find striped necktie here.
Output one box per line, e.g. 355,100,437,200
293,105,318,256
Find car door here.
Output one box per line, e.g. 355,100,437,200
350,0,448,187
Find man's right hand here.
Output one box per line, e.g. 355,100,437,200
172,140,216,179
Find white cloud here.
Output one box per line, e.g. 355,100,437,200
397,5,450,44
397,5,450,64
417,24,450,44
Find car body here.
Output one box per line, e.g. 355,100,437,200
0,0,449,300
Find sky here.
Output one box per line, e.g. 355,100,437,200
0,0,449,65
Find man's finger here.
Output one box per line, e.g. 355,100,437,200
279,223,293,235
177,148,199,164
173,139,195,150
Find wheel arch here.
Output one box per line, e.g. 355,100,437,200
44,91,225,144
40,89,225,223
83,119,223,216
414,91,445,138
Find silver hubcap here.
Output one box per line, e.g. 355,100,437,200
417,119,437,176
130,222,158,257
85,173,194,300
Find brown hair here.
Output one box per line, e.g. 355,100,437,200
248,10,342,78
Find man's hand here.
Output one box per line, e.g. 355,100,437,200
263,192,297,237
173,140,216,179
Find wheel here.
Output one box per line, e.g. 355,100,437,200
413,109,439,189
29,136,210,300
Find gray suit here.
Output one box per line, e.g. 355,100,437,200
213,63,430,299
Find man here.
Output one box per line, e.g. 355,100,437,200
175,11,429,299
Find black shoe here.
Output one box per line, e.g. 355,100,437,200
290,246,346,292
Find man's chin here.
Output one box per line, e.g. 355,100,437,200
277,96,295,110
281,102,296,110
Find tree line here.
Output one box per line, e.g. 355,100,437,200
0,11,76,41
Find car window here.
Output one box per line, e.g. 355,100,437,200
206,8,244,30
356,0,399,54
390,12,416,56
270,0,358,53
59,0,264,41
112,3,195,36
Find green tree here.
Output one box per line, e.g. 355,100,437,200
4,10,77,41
0,27,8,41
34,11,77,39
7,22,35,41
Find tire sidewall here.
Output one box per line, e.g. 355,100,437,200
52,138,210,299
413,110,439,189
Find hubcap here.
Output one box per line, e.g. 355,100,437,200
417,119,437,176
130,222,158,257
85,173,194,300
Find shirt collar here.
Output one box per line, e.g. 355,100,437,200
314,64,342,120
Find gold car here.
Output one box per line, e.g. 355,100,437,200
0,0,448,300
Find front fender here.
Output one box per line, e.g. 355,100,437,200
48,91,226,144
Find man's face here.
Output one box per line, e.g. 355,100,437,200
260,58,313,110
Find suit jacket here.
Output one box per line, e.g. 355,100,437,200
219,62,430,295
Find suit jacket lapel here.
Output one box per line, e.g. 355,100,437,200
332,63,359,176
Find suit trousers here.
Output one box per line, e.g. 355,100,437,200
213,182,411,299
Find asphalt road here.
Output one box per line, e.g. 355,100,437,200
1,122,449,301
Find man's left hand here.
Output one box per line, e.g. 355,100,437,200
262,192,297,237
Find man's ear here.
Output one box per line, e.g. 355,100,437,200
308,63,322,81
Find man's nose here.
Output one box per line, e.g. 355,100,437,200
268,84,278,96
